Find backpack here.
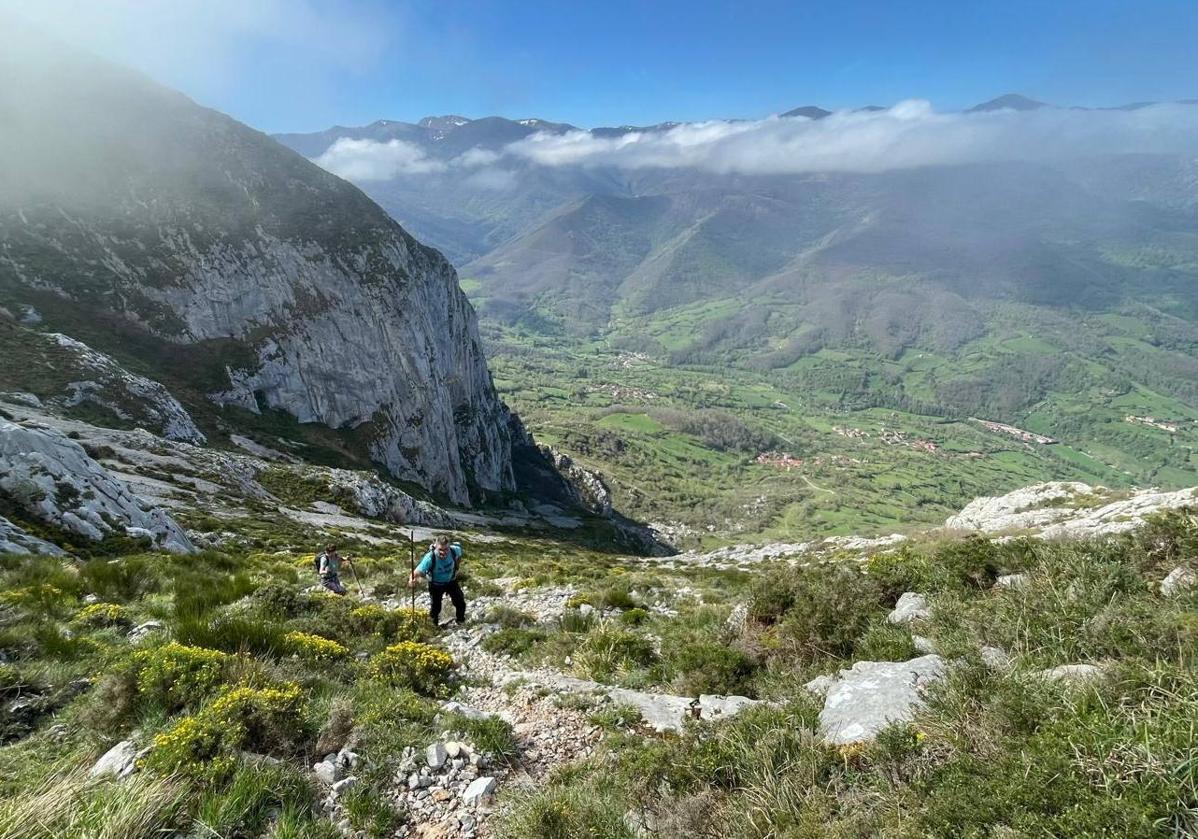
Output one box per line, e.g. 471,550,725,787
313,553,323,574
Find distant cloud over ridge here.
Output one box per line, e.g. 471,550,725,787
312,100,1198,184
315,138,446,180
506,100,1198,175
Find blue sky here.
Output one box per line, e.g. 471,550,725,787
7,0,1198,133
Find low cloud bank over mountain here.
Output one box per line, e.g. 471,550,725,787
313,99,1198,183
315,137,447,180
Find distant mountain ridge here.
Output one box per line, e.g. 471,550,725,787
276,93,1198,159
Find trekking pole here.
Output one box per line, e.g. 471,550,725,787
409,530,416,614
347,560,364,597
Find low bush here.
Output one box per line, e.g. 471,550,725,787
174,611,287,656
148,683,304,780
282,631,349,662
750,563,885,664
668,637,757,697
485,605,536,628
134,642,231,714
854,619,919,662
575,627,658,682
72,602,132,630
367,643,455,696
619,608,650,626
350,604,428,642
482,627,547,658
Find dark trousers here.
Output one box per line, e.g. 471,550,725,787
429,580,466,624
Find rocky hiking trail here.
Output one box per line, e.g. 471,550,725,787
326,580,762,838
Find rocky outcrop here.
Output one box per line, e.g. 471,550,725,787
818,655,946,745
49,334,206,445
0,515,64,556
945,482,1198,538
887,592,931,625
324,469,453,528
538,445,613,516
0,419,194,553
1160,566,1196,597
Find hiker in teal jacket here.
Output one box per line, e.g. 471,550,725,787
408,534,466,625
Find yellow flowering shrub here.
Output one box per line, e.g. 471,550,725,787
148,683,303,779
72,602,131,629
351,604,429,641
283,630,349,661
134,642,230,713
0,584,68,611
368,642,455,696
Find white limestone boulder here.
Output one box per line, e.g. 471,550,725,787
818,655,946,745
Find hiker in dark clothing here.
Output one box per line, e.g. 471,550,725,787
408,534,466,625
316,544,354,596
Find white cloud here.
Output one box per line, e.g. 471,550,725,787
501,100,1198,175
315,138,446,181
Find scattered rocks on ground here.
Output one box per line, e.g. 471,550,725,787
980,646,1012,670
89,740,144,780
313,760,342,785
1037,663,1107,685
462,776,497,807
994,573,1028,590
1160,566,1196,597
802,675,836,698
887,592,931,625
128,621,165,643
818,655,946,745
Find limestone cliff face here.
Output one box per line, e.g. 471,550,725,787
0,43,514,504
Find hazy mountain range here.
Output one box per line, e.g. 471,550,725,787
275,95,1198,501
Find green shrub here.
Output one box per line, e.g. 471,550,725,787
486,605,536,628
173,611,286,657
134,642,231,713
350,604,428,642
78,554,164,601
482,627,548,657
148,683,304,780
854,619,919,662
0,584,73,616
619,608,650,626
559,609,595,633
750,563,885,664
367,643,454,696
72,602,132,630
865,546,935,603
452,714,519,762
928,535,1007,591
250,582,303,618
283,631,349,662
669,638,757,697
575,627,658,681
